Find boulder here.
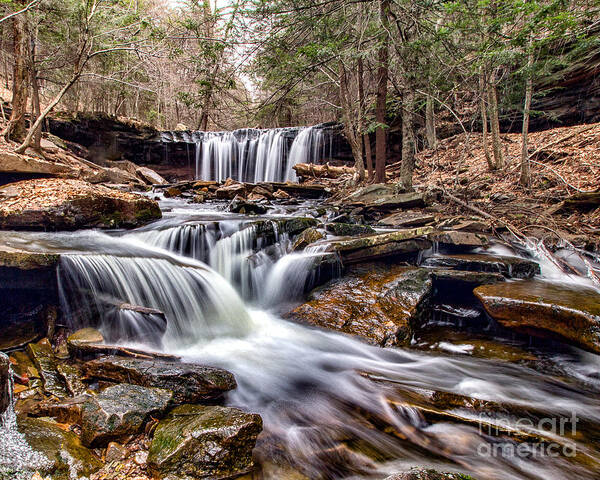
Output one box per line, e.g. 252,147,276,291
229,195,268,214
0,178,161,230
292,227,326,251
289,266,432,346
83,356,236,403
26,339,68,398
0,150,79,178
136,166,168,185
17,416,103,478
422,254,540,279
251,185,274,199
363,192,427,211
378,211,436,228
428,230,488,250
0,352,10,415
216,183,247,200
80,383,172,447
273,189,291,199
321,227,433,264
474,280,600,354
325,222,375,236
164,186,183,198
148,404,262,480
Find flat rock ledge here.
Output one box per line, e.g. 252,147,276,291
83,355,237,403
474,280,600,354
0,178,161,230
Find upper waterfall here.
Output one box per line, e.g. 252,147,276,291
161,124,337,183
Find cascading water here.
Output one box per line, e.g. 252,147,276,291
164,125,334,183
0,354,53,480
3,196,600,479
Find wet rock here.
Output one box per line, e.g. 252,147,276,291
148,404,262,480
216,182,247,200
273,189,290,199
474,280,600,354
17,415,103,478
229,195,268,214
81,383,172,447
105,442,129,463
83,356,236,403
0,178,161,230
292,227,326,251
56,363,87,397
0,247,59,270
10,350,42,390
321,227,433,264
136,166,167,185
27,339,68,398
0,353,10,414
289,266,432,346
251,185,274,199
378,211,436,228
33,395,87,424
422,254,540,279
164,186,183,198
0,315,44,351
247,192,268,202
325,222,375,236
386,468,476,479
67,328,104,358
428,230,488,250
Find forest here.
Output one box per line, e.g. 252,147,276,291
0,1,600,480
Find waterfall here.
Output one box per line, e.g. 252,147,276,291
163,125,334,183
58,253,253,348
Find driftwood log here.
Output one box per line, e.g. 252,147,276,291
293,162,355,179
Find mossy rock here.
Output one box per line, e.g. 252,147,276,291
80,383,172,447
148,404,262,480
16,416,103,479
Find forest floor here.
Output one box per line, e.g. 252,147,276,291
327,123,600,251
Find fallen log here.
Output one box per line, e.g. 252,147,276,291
293,162,355,179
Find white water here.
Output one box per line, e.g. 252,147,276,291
166,125,333,183
2,203,600,479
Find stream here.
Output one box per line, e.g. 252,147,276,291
1,195,600,480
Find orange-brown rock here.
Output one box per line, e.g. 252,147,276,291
474,280,600,353
288,265,432,346
0,178,161,230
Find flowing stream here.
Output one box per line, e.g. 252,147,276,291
1,198,600,479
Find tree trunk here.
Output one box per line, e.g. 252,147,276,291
357,56,369,182
339,61,364,182
29,25,41,151
16,72,80,153
487,71,504,169
375,0,390,183
3,11,29,142
425,93,436,150
479,69,494,170
364,134,373,182
400,87,416,189
520,40,534,186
